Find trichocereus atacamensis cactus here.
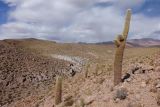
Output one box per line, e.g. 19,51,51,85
114,9,132,86
55,76,63,105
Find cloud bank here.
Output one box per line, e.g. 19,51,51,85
0,0,160,42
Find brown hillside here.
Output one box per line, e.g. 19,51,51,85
0,40,71,106
0,38,159,107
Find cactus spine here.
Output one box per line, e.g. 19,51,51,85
114,9,132,86
55,76,63,105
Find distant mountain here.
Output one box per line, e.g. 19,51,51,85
95,38,160,47
3,38,160,47
128,38,160,47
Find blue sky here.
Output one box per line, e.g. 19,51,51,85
0,0,160,42
0,1,10,24
141,0,160,17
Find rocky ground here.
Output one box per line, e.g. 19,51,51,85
0,40,75,107
4,53,159,107
41,53,159,107
0,39,159,107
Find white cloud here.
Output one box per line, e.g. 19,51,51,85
0,0,160,42
130,13,160,39
115,0,145,10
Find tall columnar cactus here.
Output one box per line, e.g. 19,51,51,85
55,76,63,105
114,9,132,86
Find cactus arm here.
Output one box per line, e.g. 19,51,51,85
114,9,132,86
114,39,120,47
122,9,131,39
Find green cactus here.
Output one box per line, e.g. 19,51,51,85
95,63,99,76
85,63,90,78
114,9,132,86
79,98,85,107
55,76,63,105
75,98,85,107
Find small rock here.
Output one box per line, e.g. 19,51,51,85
121,73,131,82
114,98,120,103
56,99,74,107
129,90,134,94
64,99,74,106
110,86,114,92
84,96,95,105
102,96,110,102
97,78,105,84
141,81,147,88
145,76,151,84
140,69,146,74
156,84,160,88
127,102,142,107
131,65,140,74
154,81,159,86
155,67,160,72
150,87,157,93
145,66,154,71
63,95,73,102
135,94,141,101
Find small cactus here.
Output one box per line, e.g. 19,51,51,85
157,92,160,106
100,64,105,74
79,98,85,107
75,98,85,107
95,63,99,76
114,9,132,85
55,76,63,105
85,63,90,78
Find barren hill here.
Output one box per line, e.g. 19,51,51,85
128,38,160,47
0,38,159,107
0,39,72,106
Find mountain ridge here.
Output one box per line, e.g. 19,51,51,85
94,38,160,47
1,38,160,47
